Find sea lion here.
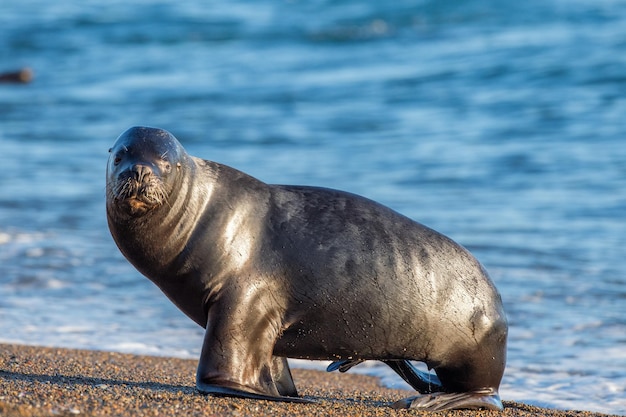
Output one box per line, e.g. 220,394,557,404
106,126,508,411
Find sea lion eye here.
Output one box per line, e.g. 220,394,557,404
114,155,122,165
177,162,182,170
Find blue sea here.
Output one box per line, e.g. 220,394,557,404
1,0,625,414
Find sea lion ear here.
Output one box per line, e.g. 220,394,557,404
108,148,112,153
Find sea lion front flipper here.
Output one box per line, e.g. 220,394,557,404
196,295,313,404
392,389,503,411
197,383,313,403
271,356,298,397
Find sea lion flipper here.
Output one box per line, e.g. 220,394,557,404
382,360,443,394
195,296,293,401
271,356,298,397
197,383,313,404
326,359,364,373
392,389,503,411
328,359,443,394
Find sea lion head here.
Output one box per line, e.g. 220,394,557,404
106,126,186,217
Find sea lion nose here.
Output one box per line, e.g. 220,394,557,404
131,164,152,182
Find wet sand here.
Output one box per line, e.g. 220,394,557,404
0,344,616,417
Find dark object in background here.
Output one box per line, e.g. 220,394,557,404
0,67,33,83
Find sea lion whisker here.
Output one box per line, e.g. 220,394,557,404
118,179,134,198
141,179,167,207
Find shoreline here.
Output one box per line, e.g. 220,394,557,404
0,344,618,417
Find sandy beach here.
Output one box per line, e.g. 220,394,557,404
0,344,617,417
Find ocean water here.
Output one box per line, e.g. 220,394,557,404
1,0,625,414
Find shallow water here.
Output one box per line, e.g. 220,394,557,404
1,1,625,414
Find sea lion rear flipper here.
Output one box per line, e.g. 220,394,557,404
381,360,443,394
392,389,503,411
326,359,364,373
327,359,443,394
